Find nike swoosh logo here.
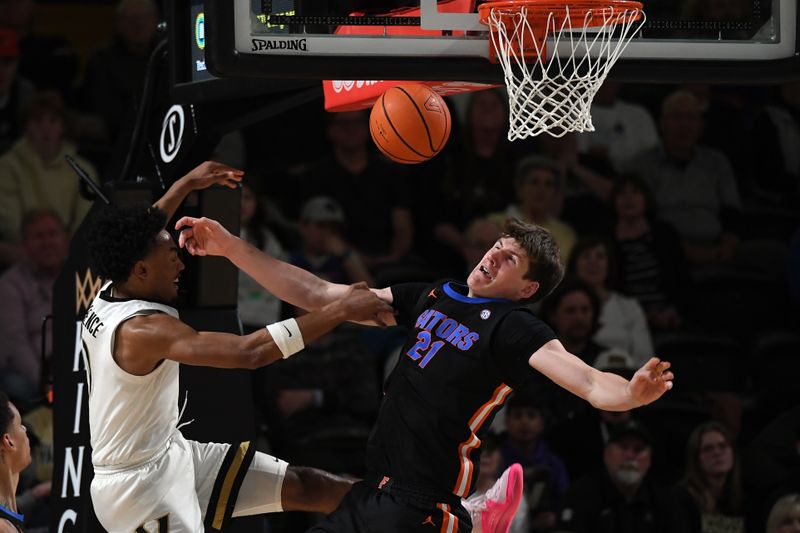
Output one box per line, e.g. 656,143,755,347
283,324,292,337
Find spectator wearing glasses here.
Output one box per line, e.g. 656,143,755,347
670,421,746,533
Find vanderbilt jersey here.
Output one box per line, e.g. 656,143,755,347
81,282,180,469
367,280,556,499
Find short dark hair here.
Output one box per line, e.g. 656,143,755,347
88,204,167,283
566,235,617,289
507,390,546,412
514,155,562,189
0,390,12,436
501,218,564,302
609,173,658,224
540,277,601,336
506,390,553,428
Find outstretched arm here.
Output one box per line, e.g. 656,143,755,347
175,215,395,320
529,339,673,411
114,284,394,374
153,161,244,221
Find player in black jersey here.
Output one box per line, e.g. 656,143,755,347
0,391,30,533
176,216,674,533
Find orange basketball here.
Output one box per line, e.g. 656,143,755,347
370,83,452,164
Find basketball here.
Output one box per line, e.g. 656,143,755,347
369,83,452,164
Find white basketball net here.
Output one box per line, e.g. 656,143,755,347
486,4,646,140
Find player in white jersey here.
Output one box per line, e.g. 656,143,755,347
81,162,394,532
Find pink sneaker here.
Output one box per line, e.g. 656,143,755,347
482,463,524,533
463,463,524,533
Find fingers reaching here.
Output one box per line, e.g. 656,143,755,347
642,357,661,371
655,362,674,391
177,227,192,248
174,216,200,231
220,169,243,189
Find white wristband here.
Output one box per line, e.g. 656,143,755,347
266,318,305,359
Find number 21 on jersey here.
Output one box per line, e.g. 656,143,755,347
406,331,445,368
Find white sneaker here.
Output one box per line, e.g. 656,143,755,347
463,463,524,533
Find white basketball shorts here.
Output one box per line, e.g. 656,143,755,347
90,430,288,532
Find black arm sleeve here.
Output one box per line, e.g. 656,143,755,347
390,282,432,328
490,310,557,388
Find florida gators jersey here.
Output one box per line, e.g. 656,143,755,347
366,280,556,499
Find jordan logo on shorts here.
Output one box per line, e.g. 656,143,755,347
422,515,436,526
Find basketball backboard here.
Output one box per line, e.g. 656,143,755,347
202,0,799,84
167,0,316,101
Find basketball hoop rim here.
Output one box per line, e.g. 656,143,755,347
478,0,644,25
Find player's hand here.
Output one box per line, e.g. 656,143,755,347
338,282,396,327
180,161,243,191
175,216,235,257
626,357,674,406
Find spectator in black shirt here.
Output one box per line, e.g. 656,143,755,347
549,350,639,483
298,111,414,280
559,420,674,533
609,174,688,333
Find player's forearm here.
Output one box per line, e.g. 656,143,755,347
245,300,349,368
153,177,192,221
586,370,642,411
228,238,347,310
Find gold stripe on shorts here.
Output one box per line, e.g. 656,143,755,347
211,441,251,530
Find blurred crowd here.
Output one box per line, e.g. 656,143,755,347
0,0,799,532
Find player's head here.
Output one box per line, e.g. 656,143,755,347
0,390,31,473
22,90,65,160
767,493,800,533
609,173,657,224
683,421,740,506
326,110,369,151
659,90,704,152
21,209,69,274
477,431,502,481
88,204,184,303
541,278,600,343
466,218,563,303
566,235,616,291
604,420,652,489
513,155,562,217
505,392,549,445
